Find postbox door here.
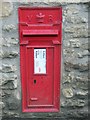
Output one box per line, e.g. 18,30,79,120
26,47,54,107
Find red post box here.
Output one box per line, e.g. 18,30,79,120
18,7,62,112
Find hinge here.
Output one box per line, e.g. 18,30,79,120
53,21,61,26
19,22,28,26
52,40,61,45
20,41,29,46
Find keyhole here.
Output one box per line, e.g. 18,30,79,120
34,80,36,84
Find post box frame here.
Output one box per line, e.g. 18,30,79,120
18,7,62,112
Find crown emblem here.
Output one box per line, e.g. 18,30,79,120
36,13,45,23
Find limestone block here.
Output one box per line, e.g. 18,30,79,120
62,88,74,98
1,90,12,98
1,74,17,85
78,50,89,58
64,59,88,72
74,80,88,90
2,79,17,90
75,100,86,107
0,50,3,58
9,0,90,3
63,48,75,58
0,2,13,17
66,15,88,24
1,37,18,47
69,39,81,48
61,99,86,108
30,0,49,3
49,0,90,3
1,64,16,73
63,72,75,83
75,75,88,82
2,51,18,59
3,110,19,117
0,102,5,109
7,95,20,110
2,24,16,32
81,43,88,50
64,24,88,38
76,91,88,96
14,91,21,100
79,62,89,72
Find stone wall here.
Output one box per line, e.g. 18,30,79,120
0,0,89,120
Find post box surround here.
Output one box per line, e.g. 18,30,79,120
18,7,62,112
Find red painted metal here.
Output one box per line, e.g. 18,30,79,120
22,30,58,36
18,7,62,112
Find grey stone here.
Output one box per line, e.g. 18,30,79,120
76,91,88,96
8,38,19,45
0,51,3,58
83,50,89,56
69,39,81,48
2,79,17,90
7,96,20,110
2,90,12,98
78,50,89,58
3,110,19,117
62,88,74,98
64,62,72,72
61,99,86,108
75,100,86,107
78,53,83,58
74,75,88,90
63,72,75,83
76,75,88,82
29,0,49,3
63,48,75,58
0,1,89,119
81,43,88,50
0,102,5,109
1,37,19,47
64,60,88,72
1,74,17,85
18,0,90,4
0,90,6,98
49,0,90,4
64,60,78,71
64,24,88,38
79,63,89,72
1,64,16,73
14,91,21,100
0,2,13,17
66,15,88,24
2,51,18,59
63,39,81,48
65,6,79,14
74,81,88,90
2,24,17,32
